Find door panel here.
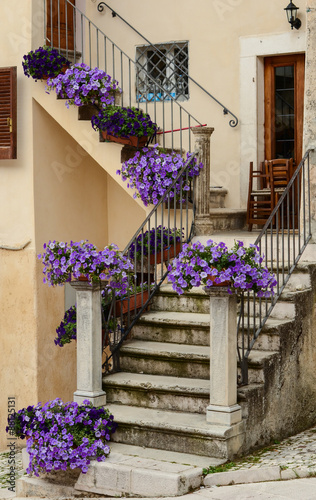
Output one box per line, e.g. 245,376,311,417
46,0,75,51
264,54,305,166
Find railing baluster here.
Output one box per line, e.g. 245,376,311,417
112,43,115,80
128,59,131,107
57,0,61,52
44,0,47,44
104,36,107,73
50,0,53,47
81,14,84,63
96,29,100,67
65,0,68,59
88,21,92,67
308,155,311,236
73,5,76,62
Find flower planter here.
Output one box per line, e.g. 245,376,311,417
115,290,149,316
78,274,89,281
149,241,182,265
43,63,69,80
101,130,148,148
207,274,231,287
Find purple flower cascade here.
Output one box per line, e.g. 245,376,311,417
22,46,70,80
117,144,203,206
38,240,133,294
46,63,120,108
91,105,157,138
6,398,117,476
168,240,277,297
54,305,77,347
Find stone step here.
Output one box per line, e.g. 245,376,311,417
152,284,301,319
103,372,210,413
238,317,295,352
208,208,246,231
238,349,279,384
133,307,293,352
209,187,228,209
18,442,224,499
151,284,209,314
74,442,222,498
120,340,210,379
132,310,210,345
239,297,296,320
120,340,276,384
106,403,245,459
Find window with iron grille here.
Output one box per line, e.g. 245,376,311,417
136,42,189,102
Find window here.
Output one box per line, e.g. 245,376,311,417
0,67,17,160
136,42,189,102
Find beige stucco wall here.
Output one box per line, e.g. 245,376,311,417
0,0,147,452
84,0,308,208
0,1,37,451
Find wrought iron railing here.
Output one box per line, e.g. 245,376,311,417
96,1,238,127
238,149,314,385
43,0,205,152
102,151,198,374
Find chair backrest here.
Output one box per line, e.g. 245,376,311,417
266,158,293,189
249,161,272,192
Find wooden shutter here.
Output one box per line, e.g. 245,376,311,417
0,67,17,159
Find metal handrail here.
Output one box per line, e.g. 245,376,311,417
44,0,203,152
238,149,314,385
96,1,238,128
102,150,199,374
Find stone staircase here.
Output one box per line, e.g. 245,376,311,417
101,258,316,469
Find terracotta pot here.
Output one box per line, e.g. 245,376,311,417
42,64,69,80
207,271,230,287
101,130,148,148
78,275,89,281
149,241,182,265
115,290,149,316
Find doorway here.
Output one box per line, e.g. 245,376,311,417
264,54,305,166
46,0,75,51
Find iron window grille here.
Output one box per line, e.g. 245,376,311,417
136,42,189,102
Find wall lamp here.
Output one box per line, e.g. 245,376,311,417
284,1,301,30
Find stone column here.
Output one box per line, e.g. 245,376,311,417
304,3,316,241
70,281,107,407
204,287,242,426
192,127,214,235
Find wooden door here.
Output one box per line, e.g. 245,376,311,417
264,54,305,166
46,0,75,50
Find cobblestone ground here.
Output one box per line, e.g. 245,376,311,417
204,426,316,474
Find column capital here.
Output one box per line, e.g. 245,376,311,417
203,286,232,298
192,127,215,138
70,280,103,292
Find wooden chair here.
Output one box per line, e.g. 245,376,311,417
265,158,293,206
246,162,274,231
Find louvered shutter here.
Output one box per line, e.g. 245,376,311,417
0,67,17,160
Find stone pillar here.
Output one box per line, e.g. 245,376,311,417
70,281,107,407
204,287,242,426
304,3,316,241
192,127,214,236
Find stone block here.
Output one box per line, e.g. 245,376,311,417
16,476,76,498
203,465,280,487
95,461,131,494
